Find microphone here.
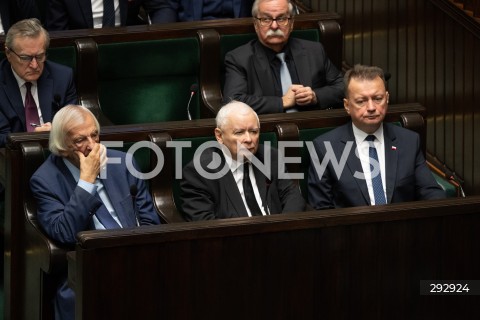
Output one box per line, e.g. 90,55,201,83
130,185,139,226
187,83,198,120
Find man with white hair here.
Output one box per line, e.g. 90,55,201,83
30,105,160,320
222,0,344,114
180,100,305,220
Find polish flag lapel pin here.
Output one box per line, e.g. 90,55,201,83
391,146,397,150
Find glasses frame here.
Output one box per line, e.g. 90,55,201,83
255,16,292,27
6,47,47,64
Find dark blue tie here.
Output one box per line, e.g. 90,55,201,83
102,0,115,27
94,182,121,228
95,199,121,229
366,135,386,205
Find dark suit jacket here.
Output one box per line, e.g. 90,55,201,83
1,0,41,32
30,149,160,244
46,0,165,30
0,0,12,32
156,0,252,23
180,144,306,220
0,59,77,147
307,122,446,209
30,149,160,320
223,38,344,114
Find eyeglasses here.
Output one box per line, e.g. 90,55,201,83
6,47,47,63
255,16,291,27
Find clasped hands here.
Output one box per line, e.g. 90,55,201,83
282,84,317,110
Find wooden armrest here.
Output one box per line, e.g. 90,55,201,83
197,29,222,117
149,132,186,223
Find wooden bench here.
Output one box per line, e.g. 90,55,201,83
68,195,480,319
0,12,344,124
4,102,458,319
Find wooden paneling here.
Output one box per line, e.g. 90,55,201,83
71,196,480,319
308,0,480,194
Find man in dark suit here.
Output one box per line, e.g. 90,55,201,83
156,0,253,23
0,18,77,147
0,0,40,34
180,100,305,220
45,0,165,30
307,64,446,209
222,0,344,114
30,105,161,320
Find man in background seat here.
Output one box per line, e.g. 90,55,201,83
156,0,253,23
0,0,40,34
223,0,344,114
45,0,165,30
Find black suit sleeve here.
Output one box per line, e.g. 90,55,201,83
45,0,69,30
223,44,284,114
180,159,218,221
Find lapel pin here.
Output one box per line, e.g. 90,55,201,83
391,146,397,150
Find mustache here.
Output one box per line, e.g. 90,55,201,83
266,29,285,37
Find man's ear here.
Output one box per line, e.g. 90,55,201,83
343,98,350,114
214,128,223,144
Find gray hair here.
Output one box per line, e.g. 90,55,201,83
216,101,260,130
344,64,386,98
49,105,100,156
252,0,296,18
5,18,50,51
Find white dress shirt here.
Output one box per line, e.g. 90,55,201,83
352,123,387,205
222,149,267,216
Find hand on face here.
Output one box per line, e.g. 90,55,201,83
77,142,102,183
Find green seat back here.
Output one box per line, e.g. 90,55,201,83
47,47,77,73
98,38,200,124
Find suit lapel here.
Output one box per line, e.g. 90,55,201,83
233,0,241,17
193,1,204,21
37,66,54,123
1,65,27,130
289,39,311,86
79,0,94,27
253,42,276,96
119,0,128,26
213,149,249,217
383,124,398,203
342,124,371,205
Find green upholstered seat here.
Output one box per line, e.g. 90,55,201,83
97,38,200,124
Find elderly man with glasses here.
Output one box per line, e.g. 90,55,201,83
222,0,344,114
0,18,77,147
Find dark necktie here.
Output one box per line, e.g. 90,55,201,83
243,162,263,216
24,82,40,132
103,0,116,27
366,135,386,205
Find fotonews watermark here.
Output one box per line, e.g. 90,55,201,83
99,140,382,181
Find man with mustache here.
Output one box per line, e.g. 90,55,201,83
307,64,446,209
222,0,344,114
